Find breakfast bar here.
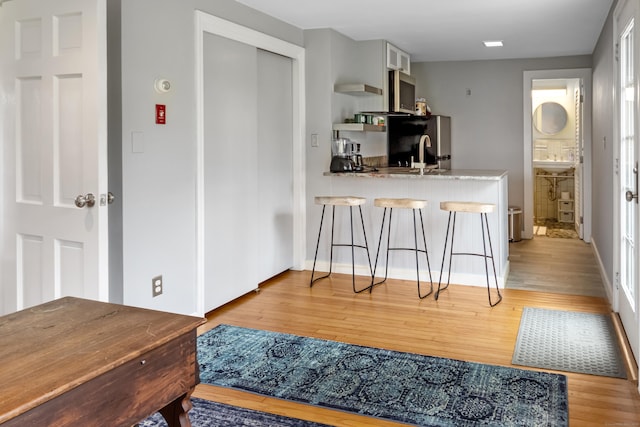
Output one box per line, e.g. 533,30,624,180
312,168,509,289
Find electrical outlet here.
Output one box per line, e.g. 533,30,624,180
311,133,319,147
152,275,163,297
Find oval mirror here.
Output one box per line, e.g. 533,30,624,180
533,102,568,135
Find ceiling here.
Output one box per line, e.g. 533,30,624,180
235,0,614,62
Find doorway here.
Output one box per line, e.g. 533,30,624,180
531,78,583,240
523,69,592,243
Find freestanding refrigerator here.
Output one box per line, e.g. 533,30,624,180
387,115,451,169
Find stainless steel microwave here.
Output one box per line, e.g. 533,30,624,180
389,70,416,114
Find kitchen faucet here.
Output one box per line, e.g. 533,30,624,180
411,134,430,175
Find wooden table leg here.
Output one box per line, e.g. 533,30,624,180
158,388,195,427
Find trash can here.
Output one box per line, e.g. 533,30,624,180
508,206,522,242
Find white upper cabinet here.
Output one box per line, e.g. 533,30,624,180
387,42,410,75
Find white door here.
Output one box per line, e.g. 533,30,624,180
202,32,259,312
257,49,294,281
615,0,640,364
0,0,108,314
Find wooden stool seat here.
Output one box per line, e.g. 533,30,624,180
315,196,366,206
374,198,427,210
440,201,495,214
310,196,373,293
437,200,502,307
372,198,433,298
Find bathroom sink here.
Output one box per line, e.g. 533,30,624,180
533,161,574,173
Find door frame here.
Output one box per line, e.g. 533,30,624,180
194,11,306,317
613,0,640,373
523,68,593,241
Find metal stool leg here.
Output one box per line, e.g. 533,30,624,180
481,212,502,306
310,205,336,286
357,205,374,292
310,205,327,286
347,206,373,293
372,207,392,287
436,211,456,300
416,209,433,299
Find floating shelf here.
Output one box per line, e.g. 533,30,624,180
334,83,383,96
332,123,386,132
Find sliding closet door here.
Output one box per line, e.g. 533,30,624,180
257,49,293,281
203,33,258,311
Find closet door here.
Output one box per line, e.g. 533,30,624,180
257,49,293,281
203,33,258,311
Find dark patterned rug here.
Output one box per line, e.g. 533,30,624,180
198,324,568,426
137,398,330,427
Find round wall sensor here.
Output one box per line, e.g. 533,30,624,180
154,79,171,93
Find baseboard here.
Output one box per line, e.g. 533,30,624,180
611,312,639,384
589,237,613,303
305,260,508,288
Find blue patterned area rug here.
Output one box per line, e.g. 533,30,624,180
198,324,568,426
513,307,627,378
138,398,330,427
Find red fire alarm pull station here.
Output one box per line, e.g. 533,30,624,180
156,104,166,125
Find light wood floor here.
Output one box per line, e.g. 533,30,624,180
193,270,640,427
506,235,607,298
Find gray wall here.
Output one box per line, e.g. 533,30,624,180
410,56,592,213
591,1,617,290
118,0,302,315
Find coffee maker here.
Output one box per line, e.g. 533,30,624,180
330,137,363,172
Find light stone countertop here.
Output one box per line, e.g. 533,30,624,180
324,168,508,181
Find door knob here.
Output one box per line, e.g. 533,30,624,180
626,190,638,202
75,193,96,208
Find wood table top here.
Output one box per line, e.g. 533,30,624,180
0,297,205,422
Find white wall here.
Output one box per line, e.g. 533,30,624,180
410,57,591,214
118,0,302,315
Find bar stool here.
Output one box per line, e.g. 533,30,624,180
372,198,433,298
436,201,502,307
310,196,373,293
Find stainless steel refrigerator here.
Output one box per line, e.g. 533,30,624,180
387,115,451,169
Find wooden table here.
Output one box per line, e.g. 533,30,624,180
0,297,206,426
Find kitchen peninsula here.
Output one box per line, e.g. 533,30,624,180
316,168,509,290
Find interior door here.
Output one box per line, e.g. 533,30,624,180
257,49,293,281
0,0,108,314
616,0,640,363
203,33,259,312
